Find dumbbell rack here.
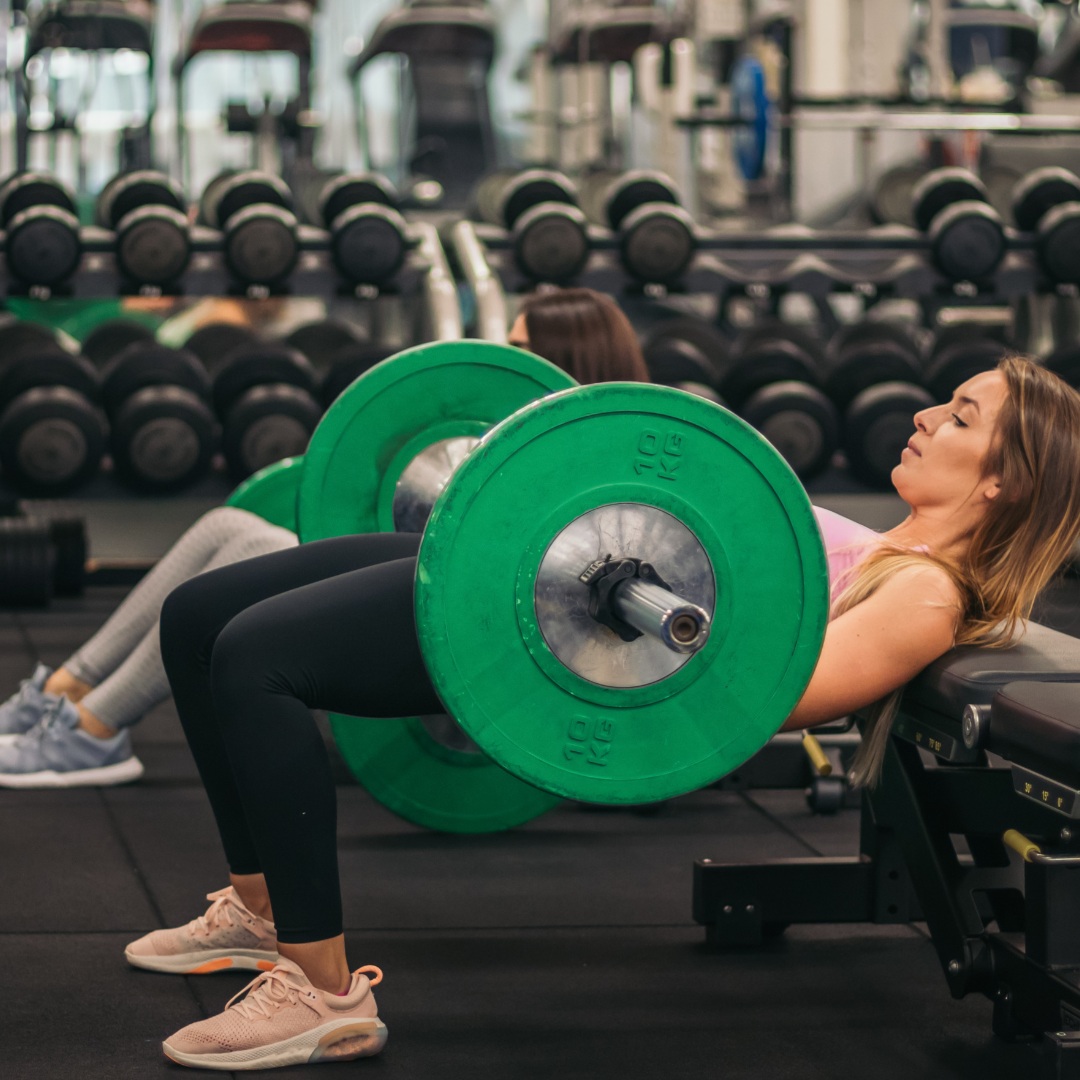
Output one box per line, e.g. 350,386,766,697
0,220,458,312
453,217,1063,308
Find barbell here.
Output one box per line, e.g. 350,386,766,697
231,340,830,826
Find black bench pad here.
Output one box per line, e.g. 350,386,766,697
904,622,1080,718
990,681,1080,788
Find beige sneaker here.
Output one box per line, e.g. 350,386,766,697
125,887,279,975
162,959,388,1070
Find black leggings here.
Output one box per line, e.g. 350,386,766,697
158,533,441,943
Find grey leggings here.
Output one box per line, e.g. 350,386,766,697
64,508,297,729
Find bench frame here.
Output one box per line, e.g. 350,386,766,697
693,699,1080,1050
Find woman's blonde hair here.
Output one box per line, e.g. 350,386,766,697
842,355,1080,787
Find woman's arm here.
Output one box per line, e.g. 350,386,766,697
781,564,962,731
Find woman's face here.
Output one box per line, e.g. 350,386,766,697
892,369,1009,512
508,313,530,350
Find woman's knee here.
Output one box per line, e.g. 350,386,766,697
209,604,299,707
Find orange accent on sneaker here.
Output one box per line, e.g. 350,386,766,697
257,960,276,972
189,957,234,974
356,965,383,987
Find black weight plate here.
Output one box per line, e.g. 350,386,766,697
0,517,53,606
223,383,322,481
81,320,155,366
825,321,924,410
741,381,840,480
320,343,396,407
912,168,988,232
197,170,238,227
924,336,1005,402
97,169,185,229
512,202,589,283
330,203,408,285
725,322,825,407
211,342,318,417
643,317,728,387
1011,166,1080,232
0,349,99,408
844,381,936,489
6,205,82,287
318,172,398,226
223,205,299,286
0,385,106,494
928,321,1010,362
473,167,518,224
498,169,577,228
205,170,293,229
0,172,77,226
48,516,86,596
115,205,190,285
0,320,65,359
101,344,211,415
1037,203,1080,285
619,202,696,284
602,171,680,230
928,200,1006,280
110,385,217,492
184,323,260,367
284,320,366,370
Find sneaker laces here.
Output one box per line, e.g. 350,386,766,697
191,888,247,937
224,964,385,1022
226,967,308,1021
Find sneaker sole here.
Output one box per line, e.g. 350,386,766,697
125,946,279,975
0,756,144,788
163,1017,388,1070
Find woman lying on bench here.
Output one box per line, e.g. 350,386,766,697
0,287,649,788
120,354,1080,1071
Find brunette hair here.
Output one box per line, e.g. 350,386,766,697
843,355,1080,787
519,287,651,385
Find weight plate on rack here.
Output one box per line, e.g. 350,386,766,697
416,384,829,805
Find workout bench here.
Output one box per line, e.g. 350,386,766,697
693,621,1080,1076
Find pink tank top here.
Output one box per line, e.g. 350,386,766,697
812,505,904,607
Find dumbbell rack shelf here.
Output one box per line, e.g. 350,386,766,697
462,219,1065,303
0,224,435,302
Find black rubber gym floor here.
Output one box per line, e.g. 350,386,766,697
2,582,1077,1079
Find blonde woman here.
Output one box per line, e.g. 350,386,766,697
132,356,1079,1071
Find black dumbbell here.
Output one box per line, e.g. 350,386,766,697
80,319,157,367
100,342,218,492
0,324,106,495
198,171,299,287
924,324,1009,403
723,323,839,480
96,170,190,286
641,317,726,393
1011,167,1080,286
183,322,261,369
911,168,1006,281
284,318,367,376
580,170,696,284
825,321,935,490
869,162,929,227
0,172,82,288
1043,343,1080,389
309,173,409,287
474,169,590,283
210,342,322,480
0,517,54,607
320,342,396,407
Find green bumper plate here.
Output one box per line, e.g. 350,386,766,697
226,456,304,531
327,713,562,833
302,340,576,832
297,340,577,541
416,383,830,805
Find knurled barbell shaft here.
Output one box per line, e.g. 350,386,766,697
610,578,711,654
